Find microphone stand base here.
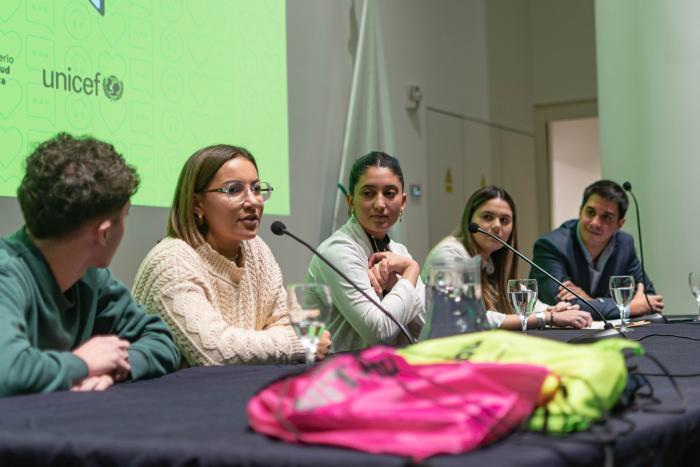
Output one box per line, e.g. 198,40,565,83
568,327,625,344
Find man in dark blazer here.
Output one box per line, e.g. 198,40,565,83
530,180,664,319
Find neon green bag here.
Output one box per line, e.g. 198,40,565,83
398,330,644,433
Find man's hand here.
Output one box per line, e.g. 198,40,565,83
315,330,332,361
551,308,593,329
547,301,580,313
557,280,592,301
630,283,664,316
71,374,115,392
72,335,131,377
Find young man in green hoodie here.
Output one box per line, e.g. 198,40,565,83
0,133,180,396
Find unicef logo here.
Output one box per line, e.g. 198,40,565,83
103,75,124,100
40,69,127,101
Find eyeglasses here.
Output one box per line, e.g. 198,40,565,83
201,181,274,204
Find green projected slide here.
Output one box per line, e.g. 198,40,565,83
0,0,290,214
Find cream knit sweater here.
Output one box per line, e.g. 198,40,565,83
132,236,305,366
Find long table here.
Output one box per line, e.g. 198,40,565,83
2,323,700,467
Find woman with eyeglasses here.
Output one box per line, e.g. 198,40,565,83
133,145,331,366
307,151,425,352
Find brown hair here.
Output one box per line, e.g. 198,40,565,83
18,132,139,239
167,144,257,247
455,185,518,314
581,179,628,219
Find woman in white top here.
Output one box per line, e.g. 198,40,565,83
307,152,425,351
423,185,592,330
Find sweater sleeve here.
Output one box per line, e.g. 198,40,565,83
92,269,181,381
0,266,88,396
133,243,304,366
252,241,306,357
314,239,423,345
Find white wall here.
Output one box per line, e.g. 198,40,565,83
596,0,700,315
486,0,535,133
530,0,598,232
531,0,597,105
549,117,601,228
0,198,22,237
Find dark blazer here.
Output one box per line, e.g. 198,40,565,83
529,219,655,319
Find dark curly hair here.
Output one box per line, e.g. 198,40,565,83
17,133,139,239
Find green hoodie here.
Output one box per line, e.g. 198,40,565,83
0,228,180,396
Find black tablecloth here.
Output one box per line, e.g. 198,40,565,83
2,323,700,467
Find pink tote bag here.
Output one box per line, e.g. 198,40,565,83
248,346,553,461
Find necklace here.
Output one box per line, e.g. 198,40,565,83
229,248,241,263
368,233,390,253
369,236,380,253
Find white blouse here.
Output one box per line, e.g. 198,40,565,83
307,219,426,352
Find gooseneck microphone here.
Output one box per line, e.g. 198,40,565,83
270,221,415,344
622,181,654,313
467,223,626,341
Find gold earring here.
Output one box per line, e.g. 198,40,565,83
195,212,204,226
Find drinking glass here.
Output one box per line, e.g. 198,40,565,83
508,279,538,334
610,275,634,332
689,272,700,320
287,283,332,366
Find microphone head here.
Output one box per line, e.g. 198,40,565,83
270,221,287,236
467,223,480,234
622,181,632,191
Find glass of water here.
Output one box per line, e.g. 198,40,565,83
689,273,700,320
508,279,538,334
610,275,634,332
287,283,332,366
